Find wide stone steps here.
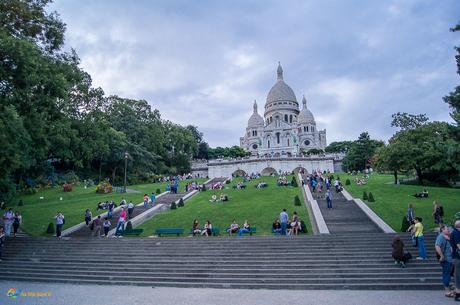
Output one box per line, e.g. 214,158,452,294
0,233,442,290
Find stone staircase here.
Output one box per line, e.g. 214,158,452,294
0,233,441,290
310,187,381,233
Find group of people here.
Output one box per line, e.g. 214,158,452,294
304,172,342,194
233,182,246,189
277,176,290,186
2,209,22,237
191,219,213,236
395,216,460,300
226,219,251,236
355,177,368,185
209,193,229,202
274,209,304,235
413,189,429,198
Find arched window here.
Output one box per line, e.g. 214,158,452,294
255,130,257,136
284,114,288,122
306,126,309,132
289,115,293,123
312,126,315,132
267,140,270,148
276,132,280,144
304,126,307,132
287,138,290,146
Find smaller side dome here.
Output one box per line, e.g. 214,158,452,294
247,100,264,127
298,95,315,124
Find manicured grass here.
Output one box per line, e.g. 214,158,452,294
340,173,460,232
137,176,311,236
7,179,207,236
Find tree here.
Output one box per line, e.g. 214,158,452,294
391,112,429,131
342,132,384,171
325,141,354,153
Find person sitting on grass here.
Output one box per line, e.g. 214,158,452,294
237,220,251,236
413,189,429,198
192,219,201,236
219,193,228,202
272,219,282,234
201,220,212,237
227,220,240,235
209,194,217,202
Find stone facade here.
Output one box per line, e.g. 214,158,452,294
240,63,326,157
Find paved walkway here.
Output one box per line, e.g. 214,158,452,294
0,281,443,305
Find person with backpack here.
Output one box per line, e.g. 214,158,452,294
435,225,454,298
451,220,460,301
432,201,443,226
84,209,92,226
12,211,22,237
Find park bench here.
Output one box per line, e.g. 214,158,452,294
123,229,143,236
190,228,220,236
155,228,184,237
240,227,256,236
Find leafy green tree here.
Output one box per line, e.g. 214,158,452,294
342,132,384,171
325,141,354,153
391,112,429,131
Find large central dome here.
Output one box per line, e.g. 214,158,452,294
264,63,299,117
266,64,297,104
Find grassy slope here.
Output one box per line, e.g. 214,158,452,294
137,175,311,236
340,173,460,232
10,179,207,236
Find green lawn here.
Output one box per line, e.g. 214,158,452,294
8,178,207,236
340,173,460,232
137,175,311,236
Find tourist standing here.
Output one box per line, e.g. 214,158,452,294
280,209,289,236
325,190,333,209
103,218,111,237
2,208,14,236
432,201,443,226
435,225,454,297
143,194,149,208
413,217,427,260
93,216,102,237
0,227,4,262
334,178,340,193
407,204,415,226
108,201,114,219
12,211,22,237
451,220,460,301
84,209,92,226
127,201,134,219
55,212,65,238
115,208,127,237
150,192,156,207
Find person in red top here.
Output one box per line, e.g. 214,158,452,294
115,208,127,237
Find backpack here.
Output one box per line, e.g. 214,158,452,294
439,206,444,217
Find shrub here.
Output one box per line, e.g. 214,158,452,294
363,191,368,201
170,201,177,210
300,220,308,233
177,198,184,207
63,183,73,192
225,180,231,184
18,200,23,206
401,216,410,232
294,195,301,206
345,179,351,185
64,171,79,184
368,192,375,202
201,184,207,192
46,222,55,234
291,177,298,187
96,181,113,194
125,221,133,231
156,188,161,195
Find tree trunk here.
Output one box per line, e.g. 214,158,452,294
393,170,398,185
98,159,102,182
415,166,423,185
111,167,117,184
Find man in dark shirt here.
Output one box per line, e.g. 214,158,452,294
451,220,460,301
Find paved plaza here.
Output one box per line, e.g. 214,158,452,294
0,281,444,305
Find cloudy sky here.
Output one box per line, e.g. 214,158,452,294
50,0,460,147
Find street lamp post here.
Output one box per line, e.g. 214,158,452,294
123,152,128,193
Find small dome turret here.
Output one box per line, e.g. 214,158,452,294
247,100,264,127
298,95,315,124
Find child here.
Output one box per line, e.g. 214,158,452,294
103,218,111,237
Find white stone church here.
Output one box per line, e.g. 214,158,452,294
240,63,326,156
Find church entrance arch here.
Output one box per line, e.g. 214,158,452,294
232,169,247,177
292,167,308,175
261,167,277,176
